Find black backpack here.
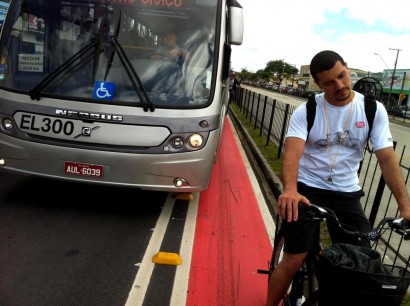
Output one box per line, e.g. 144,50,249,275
306,91,376,141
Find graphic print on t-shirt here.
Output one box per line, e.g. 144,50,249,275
314,129,360,150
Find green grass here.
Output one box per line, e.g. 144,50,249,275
230,104,410,305
230,104,282,176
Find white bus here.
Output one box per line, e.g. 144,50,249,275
0,0,243,192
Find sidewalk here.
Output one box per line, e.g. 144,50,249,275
389,115,410,128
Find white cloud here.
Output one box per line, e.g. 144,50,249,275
231,0,410,74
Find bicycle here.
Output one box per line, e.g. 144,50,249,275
258,204,410,306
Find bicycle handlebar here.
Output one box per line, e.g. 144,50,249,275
309,204,410,241
390,217,410,240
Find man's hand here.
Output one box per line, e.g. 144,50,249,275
278,191,310,222
168,48,180,58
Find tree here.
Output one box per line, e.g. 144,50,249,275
256,69,271,82
265,59,285,85
264,60,299,86
238,68,252,82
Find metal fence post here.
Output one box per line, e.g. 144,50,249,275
368,141,397,227
239,88,244,109
249,91,256,123
265,99,276,146
254,94,261,130
277,104,290,159
245,91,251,119
259,96,268,136
240,89,246,114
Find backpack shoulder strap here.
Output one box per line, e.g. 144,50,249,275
306,93,317,139
305,92,375,140
364,91,376,140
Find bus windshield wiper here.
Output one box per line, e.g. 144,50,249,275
28,17,107,101
28,41,102,101
105,12,155,112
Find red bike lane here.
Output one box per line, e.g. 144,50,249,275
186,117,274,306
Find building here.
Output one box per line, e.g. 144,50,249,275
294,65,406,97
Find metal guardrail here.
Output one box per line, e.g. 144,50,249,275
231,87,410,270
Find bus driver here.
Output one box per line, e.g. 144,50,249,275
151,25,189,66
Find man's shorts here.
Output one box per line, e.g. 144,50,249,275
282,182,371,254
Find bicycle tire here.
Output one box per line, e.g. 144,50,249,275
271,232,285,272
270,223,301,306
286,250,320,306
265,218,291,305
269,217,285,278
284,263,316,306
305,255,319,299
268,217,320,306
257,218,285,282
301,289,319,306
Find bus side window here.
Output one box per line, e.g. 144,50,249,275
120,30,153,59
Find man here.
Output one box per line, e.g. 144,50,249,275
229,72,240,102
266,50,410,306
151,25,189,65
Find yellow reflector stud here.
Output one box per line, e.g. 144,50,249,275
174,192,193,201
152,252,182,265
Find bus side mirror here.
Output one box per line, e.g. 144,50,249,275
228,0,244,45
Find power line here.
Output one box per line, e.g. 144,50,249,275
373,53,390,70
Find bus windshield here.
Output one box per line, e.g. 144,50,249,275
0,0,217,109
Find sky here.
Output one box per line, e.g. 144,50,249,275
231,0,410,74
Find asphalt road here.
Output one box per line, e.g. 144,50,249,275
0,174,179,306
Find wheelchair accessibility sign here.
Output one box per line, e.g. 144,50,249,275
93,81,115,100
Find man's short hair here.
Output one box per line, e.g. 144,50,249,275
310,50,346,82
162,24,177,35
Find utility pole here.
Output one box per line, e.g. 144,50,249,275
387,48,401,105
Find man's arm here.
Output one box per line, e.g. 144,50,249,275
375,147,410,219
278,136,310,222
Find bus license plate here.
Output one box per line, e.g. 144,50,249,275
65,161,103,178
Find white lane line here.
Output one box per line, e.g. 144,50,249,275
170,192,199,306
125,193,175,306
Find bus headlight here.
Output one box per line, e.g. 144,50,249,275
188,134,203,148
2,118,13,130
165,133,207,152
171,136,184,149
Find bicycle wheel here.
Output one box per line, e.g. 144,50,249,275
285,253,320,306
299,253,319,306
269,220,285,277
270,223,296,305
301,290,319,306
257,217,285,280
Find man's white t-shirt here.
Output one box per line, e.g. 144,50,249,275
286,91,393,192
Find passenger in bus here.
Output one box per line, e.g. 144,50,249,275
151,25,189,66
